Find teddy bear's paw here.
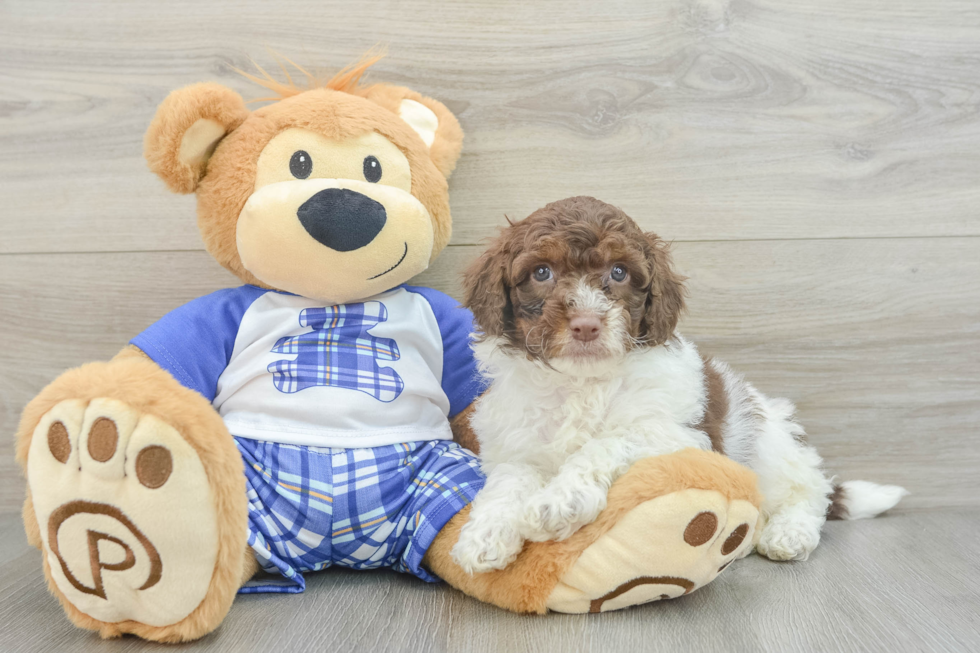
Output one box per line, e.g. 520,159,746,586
544,488,758,613
451,515,524,574
756,507,822,561
27,398,221,628
522,483,606,542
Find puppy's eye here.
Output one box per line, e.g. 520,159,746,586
363,155,382,183
532,265,553,282
610,264,629,283
290,150,312,179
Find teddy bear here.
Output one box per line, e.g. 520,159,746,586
15,56,762,643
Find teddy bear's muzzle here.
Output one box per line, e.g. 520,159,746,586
297,188,387,252
236,178,434,303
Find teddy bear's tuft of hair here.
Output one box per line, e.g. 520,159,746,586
235,48,387,102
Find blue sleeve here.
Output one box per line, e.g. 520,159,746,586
130,286,267,401
403,285,487,418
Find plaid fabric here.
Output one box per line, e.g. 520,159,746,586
236,437,484,594
268,301,405,402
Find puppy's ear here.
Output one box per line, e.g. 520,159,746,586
640,233,686,345
361,84,464,179
463,236,512,339
144,83,250,194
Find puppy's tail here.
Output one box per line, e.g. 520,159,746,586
827,480,908,520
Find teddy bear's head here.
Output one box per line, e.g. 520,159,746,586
144,57,463,303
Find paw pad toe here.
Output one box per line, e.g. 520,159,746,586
47,422,71,464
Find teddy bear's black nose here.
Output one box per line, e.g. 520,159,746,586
296,188,387,252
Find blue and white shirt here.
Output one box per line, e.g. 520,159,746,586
132,285,484,448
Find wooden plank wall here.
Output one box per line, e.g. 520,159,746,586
2,0,978,515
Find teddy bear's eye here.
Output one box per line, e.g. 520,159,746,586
290,150,312,179
363,155,382,183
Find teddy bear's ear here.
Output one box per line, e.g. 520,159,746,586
362,84,464,179
144,83,250,194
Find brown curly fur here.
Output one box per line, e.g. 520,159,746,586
463,196,686,360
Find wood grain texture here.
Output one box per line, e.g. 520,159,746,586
1,238,978,514
1,510,977,652
3,0,980,254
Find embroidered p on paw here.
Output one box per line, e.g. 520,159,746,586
268,301,405,402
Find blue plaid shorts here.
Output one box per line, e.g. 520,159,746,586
235,437,485,594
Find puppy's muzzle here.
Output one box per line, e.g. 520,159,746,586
569,314,602,342
297,188,387,252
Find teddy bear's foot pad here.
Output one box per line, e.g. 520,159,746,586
28,398,219,627
545,489,758,613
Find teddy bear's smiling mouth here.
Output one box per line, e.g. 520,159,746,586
367,242,409,280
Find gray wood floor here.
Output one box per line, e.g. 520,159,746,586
1,512,978,653
1,0,979,650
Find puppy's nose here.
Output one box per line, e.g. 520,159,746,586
569,315,602,342
296,188,387,252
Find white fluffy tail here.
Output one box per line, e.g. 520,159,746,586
829,480,908,520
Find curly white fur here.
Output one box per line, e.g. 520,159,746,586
450,331,906,574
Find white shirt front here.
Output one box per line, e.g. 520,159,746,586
132,284,483,449
215,288,450,447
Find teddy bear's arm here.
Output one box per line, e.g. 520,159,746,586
450,399,481,454
113,343,152,362
127,286,268,401
402,285,487,454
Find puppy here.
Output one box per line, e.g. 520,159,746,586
450,196,907,574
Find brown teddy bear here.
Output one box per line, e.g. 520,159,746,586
15,56,761,643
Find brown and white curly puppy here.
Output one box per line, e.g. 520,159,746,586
450,196,906,574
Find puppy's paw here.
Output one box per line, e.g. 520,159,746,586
522,484,607,542
451,517,524,574
756,509,822,561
